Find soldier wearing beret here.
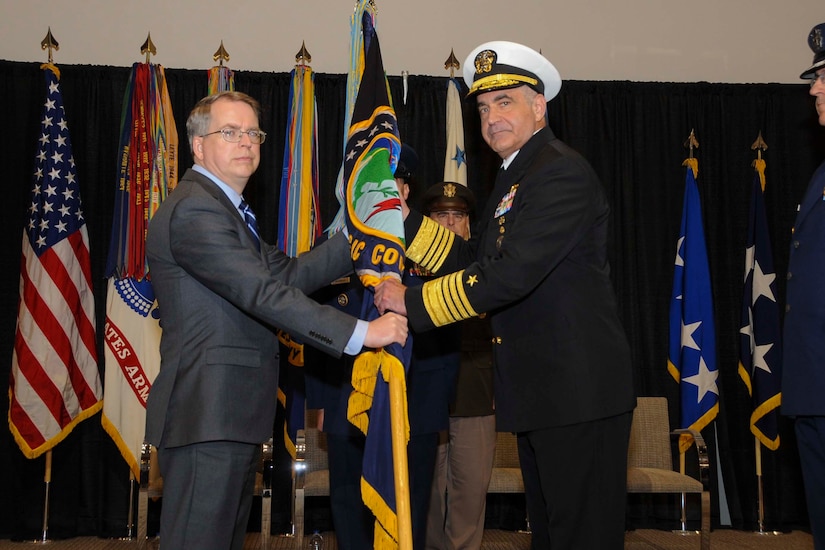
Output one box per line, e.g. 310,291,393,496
782,22,825,550
376,41,635,549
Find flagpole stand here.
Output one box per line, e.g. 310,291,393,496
671,491,699,535
28,450,53,545
119,472,139,541
672,454,698,536
753,439,782,536
133,443,152,548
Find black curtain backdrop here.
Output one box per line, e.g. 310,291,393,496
1,59,823,540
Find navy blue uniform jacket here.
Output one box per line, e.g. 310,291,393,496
402,127,635,433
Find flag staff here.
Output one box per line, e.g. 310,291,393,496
444,49,459,79
141,33,156,65
391,375,413,550
37,450,53,544
123,34,159,540
749,133,781,537
32,29,62,545
209,41,234,94
674,130,700,536
684,129,699,159
295,41,311,65
213,40,230,66
41,27,58,65
752,132,767,162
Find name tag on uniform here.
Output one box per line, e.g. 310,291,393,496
494,184,519,218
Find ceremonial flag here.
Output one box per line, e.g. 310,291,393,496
275,62,322,457
443,77,467,186
341,7,412,548
278,64,321,257
325,0,372,237
9,63,102,458
738,158,782,450
207,65,234,95
667,158,719,452
101,62,177,476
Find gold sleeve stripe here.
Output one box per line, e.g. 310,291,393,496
421,270,478,327
420,226,453,271
444,272,475,320
407,217,454,272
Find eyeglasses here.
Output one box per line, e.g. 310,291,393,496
201,128,267,144
810,73,825,88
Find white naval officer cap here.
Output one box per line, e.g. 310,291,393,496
462,41,562,100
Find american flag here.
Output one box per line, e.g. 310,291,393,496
9,64,102,459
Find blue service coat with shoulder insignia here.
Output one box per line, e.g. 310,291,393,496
402,127,635,433
782,160,825,417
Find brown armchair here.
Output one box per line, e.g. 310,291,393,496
487,431,524,494
626,396,711,550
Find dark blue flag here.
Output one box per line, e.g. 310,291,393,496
738,159,782,450
667,158,719,452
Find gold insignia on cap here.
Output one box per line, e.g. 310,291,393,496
474,49,496,75
816,28,824,51
443,183,457,198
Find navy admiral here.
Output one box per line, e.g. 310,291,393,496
375,42,635,549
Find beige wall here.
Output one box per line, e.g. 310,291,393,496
0,0,821,84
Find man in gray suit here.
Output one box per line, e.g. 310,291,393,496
145,91,407,550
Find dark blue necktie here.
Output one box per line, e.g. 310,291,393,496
239,199,261,250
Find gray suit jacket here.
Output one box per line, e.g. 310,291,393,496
145,168,357,448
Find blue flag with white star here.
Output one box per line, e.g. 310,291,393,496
667,158,719,452
738,159,781,450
